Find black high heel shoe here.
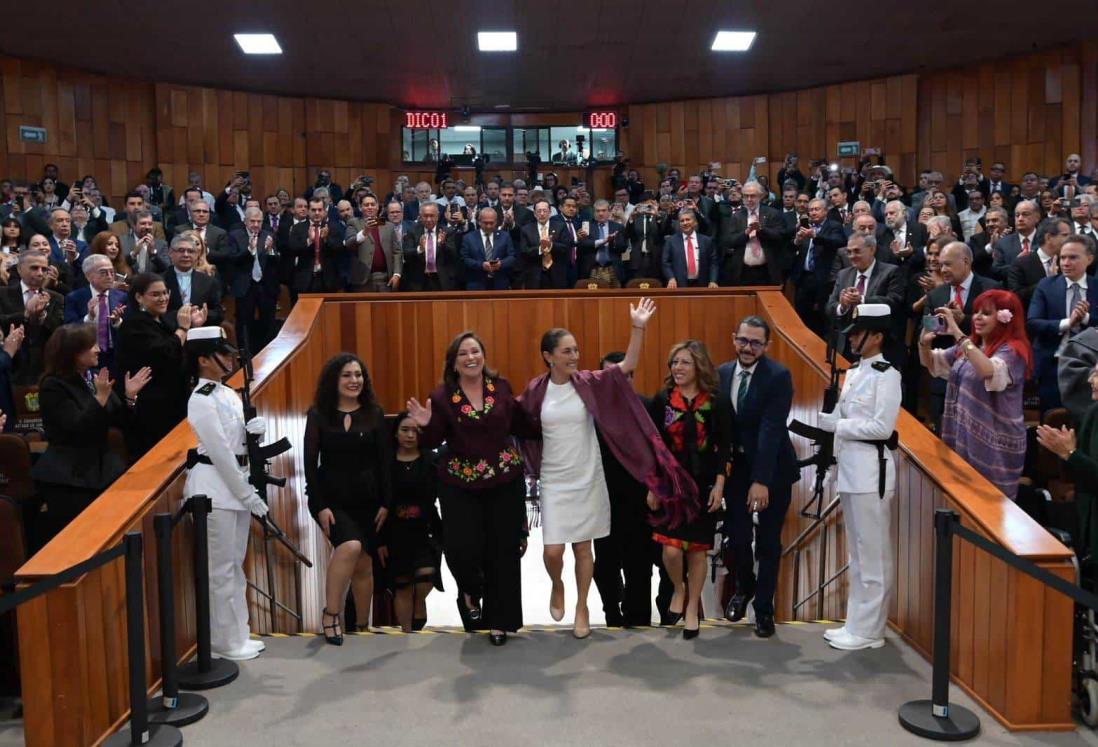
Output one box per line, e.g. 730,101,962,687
683,625,700,640
664,610,683,626
412,617,427,631
322,608,344,646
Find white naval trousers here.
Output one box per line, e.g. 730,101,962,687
208,507,253,653
839,489,894,640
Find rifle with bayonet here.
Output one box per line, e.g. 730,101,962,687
787,318,842,520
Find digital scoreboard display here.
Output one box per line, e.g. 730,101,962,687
405,111,449,129
584,111,618,129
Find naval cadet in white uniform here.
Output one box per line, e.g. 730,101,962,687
184,326,270,661
816,303,901,651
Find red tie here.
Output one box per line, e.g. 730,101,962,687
856,273,867,296
685,234,696,278
953,284,963,307
1021,236,1030,255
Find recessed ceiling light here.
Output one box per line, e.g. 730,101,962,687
234,33,283,55
478,31,517,52
711,31,756,52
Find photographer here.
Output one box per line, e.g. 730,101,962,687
777,153,806,193
306,169,344,204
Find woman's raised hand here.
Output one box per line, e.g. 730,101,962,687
406,397,432,427
124,366,153,400
630,297,656,329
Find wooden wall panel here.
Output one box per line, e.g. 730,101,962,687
0,57,155,208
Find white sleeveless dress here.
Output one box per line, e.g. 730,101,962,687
539,379,611,544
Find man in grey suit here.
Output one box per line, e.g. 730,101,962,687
345,193,402,292
991,199,1040,280
825,232,905,363
121,210,169,274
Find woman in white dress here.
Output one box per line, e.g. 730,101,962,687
523,299,656,637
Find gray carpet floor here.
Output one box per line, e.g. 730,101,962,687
5,622,1098,746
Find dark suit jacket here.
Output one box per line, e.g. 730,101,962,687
623,211,665,279
575,220,626,282
725,205,786,284
0,284,64,385
288,220,345,292
461,230,515,290
879,222,929,258
967,231,996,278
662,232,719,287
1007,251,1055,309
717,356,799,490
825,261,906,327
214,191,245,231
518,220,570,289
63,286,128,326
1027,275,1098,361
114,309,188,455
401,225,462,291
991,232,1037,281
174,223,231,267
161,269,224,330
921,273,1001,339
226,229,280,298
790,219,846,287
30,374,129,490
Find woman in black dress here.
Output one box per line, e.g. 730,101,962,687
386,412,443,632
32,323,150,547
648,340,729,639
114,272,205,457
304,353,391,645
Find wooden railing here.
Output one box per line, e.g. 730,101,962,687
14,288,1074,743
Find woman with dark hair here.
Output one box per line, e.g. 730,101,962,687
552,185,569,208
646,340,729,638
405,331,536,646
0,218,20,285
31,323,150,546
385,411,443,632
304,353,391,645
516,299,699,638
89,231,129,283
927,189,963,238
39,177,60,210
115,272,205,457
919,289,1031,498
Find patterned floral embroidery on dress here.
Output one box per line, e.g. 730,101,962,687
452,378,496,421
445,446,522,483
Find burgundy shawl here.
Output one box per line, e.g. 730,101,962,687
517,365,699,529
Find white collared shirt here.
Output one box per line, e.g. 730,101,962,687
730,360,759,413
1061,274,1090,333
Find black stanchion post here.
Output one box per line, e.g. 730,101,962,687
148,512,210,726
104,532,183,746
898,509,980,741
177,495,240,690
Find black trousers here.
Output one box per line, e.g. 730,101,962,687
235,282,277,351
593,484,653,626
440,477,525,632
725,473,793,616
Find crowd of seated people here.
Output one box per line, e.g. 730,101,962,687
2,151,1098,593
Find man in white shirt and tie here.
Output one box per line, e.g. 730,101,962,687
0,251,63,385
227,208,276,349
404,202,458,291
991,200,1040,280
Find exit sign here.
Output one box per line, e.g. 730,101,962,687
19,125,46,144
837,141,860,158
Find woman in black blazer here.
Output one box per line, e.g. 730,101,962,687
31,323,150,546
114,272,206,457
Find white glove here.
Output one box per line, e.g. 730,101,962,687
245,416,267,436
243,492,270,517
817,409,839,433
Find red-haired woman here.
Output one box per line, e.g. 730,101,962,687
919,289,1031,498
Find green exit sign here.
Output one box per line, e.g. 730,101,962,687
19,125,47,144
837,141,860,158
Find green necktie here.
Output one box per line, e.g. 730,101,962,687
737,370,751,411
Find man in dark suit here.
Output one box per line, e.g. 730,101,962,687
878,199,928,268
623,196,664,282
519,199,569,290
45,207,89,273
985,162,1013,198
493,184,534,287
214,176,247,232
1027,234,1098,413
991,199,1040,280
967,207,1010,278
288,198,345,294
276,197,308,303
825,233,905,363
165,187,201,237
226,208,279,349
683,175,719,239
162,234,224,333
723,181,785,286
63,254,128,376
719,315,798,638
662,210,718,288
920,241,1001,429
461,209,514,291
575,200,626,286
0,251,64,385
1008,217,1071,310
402,203,462,292
790,198,846,336
345,194,402,292
262,195,286,236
